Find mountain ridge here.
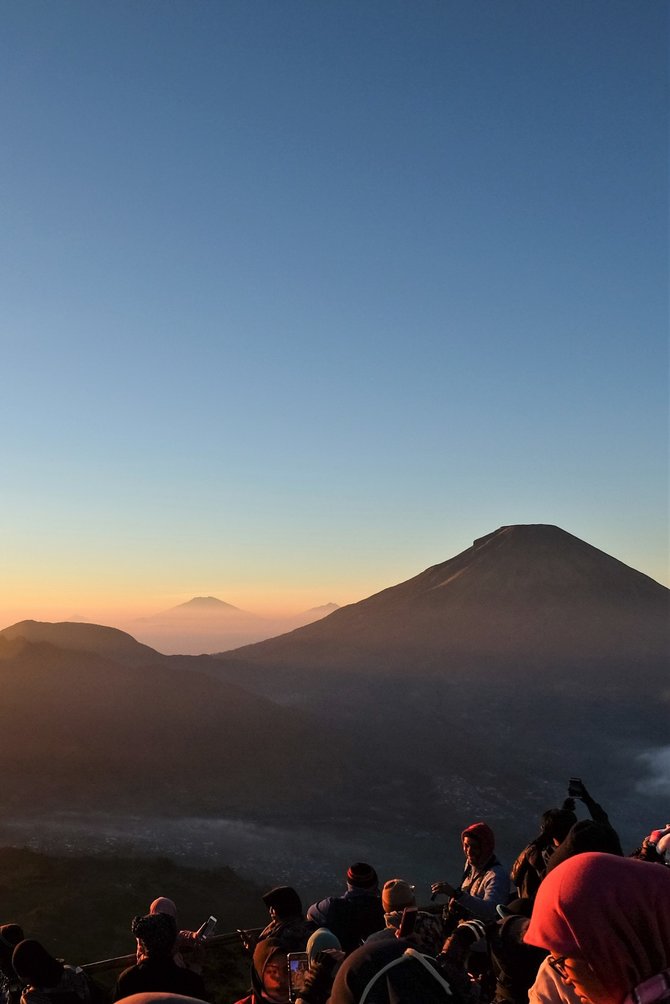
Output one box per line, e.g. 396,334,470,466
211,524,668,690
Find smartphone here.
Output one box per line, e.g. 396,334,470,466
287,952,309,1002
398,906,418,938
568,777,583,797
195,915,217,941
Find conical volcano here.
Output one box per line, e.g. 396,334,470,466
216,525,669,691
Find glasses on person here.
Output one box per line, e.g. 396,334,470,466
548,955,570,982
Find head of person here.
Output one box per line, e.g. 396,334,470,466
131,913,177,960
0,925,24,979
381,879,416,916
545,820,623,874
261,886,303,922
12,941,63,989
525,851,670,1004
346,862,378,894
252,940,289,1003
461,822,495,868
306,927,342,967
540,803,578,847
149,897,178,921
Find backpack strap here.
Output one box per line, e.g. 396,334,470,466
358,948,452,1004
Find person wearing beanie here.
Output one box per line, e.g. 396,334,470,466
12,940,99,1004
256,887,315,953
114,914,207,1002
431,822,510,924
365,880,444,956
306,862,384,955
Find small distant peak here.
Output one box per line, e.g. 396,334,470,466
175,596,241,612
306,602,339,614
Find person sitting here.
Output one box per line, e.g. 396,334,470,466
0,926,24,1004
306,863,384,955
511,779,612,899
12,941,100,1004
257,887,316,952
114,914,207,1002
232,940,290,1004
431,821,510,924
365,879,443,955
524,851,670,1004
137,898,205,971
295,928,344,1004
630,824,670,864
326,936,461,1003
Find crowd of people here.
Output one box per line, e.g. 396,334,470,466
1,779,669,1004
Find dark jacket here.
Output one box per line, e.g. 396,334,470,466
307,892,384,955
114,957,206,1002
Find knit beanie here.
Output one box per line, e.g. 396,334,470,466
346,862,378,890
382,879,416,913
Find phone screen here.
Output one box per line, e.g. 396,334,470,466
287,953,309,999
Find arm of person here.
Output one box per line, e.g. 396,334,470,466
307,898,332,927
571,779,609,826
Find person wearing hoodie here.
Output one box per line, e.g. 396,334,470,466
12,940,101,1004
232,940,290,1004
524,851,670,1004
431,822,510,924
257,887,316,952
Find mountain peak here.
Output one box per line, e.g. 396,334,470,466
173,596,242,612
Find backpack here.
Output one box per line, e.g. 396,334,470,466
358,949,454,1004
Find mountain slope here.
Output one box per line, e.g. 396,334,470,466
214,525,669,691
0,633,418,821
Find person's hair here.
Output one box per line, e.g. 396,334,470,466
131,912,177,957
540,800,577,843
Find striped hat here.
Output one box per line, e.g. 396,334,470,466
347,862,378,889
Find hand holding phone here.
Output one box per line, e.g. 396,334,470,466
397,906,418,938
195,916,217,942
287,952,309,1002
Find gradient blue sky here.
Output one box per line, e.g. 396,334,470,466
2,0,668,623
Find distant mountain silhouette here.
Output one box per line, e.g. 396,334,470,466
1,620,164,668
144,595,255,617
129,595,340,655
214,524,668,693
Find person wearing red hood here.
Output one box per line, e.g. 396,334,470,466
431,821,510,923
524,851,670,1004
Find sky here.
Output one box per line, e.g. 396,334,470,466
1,0,668,626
